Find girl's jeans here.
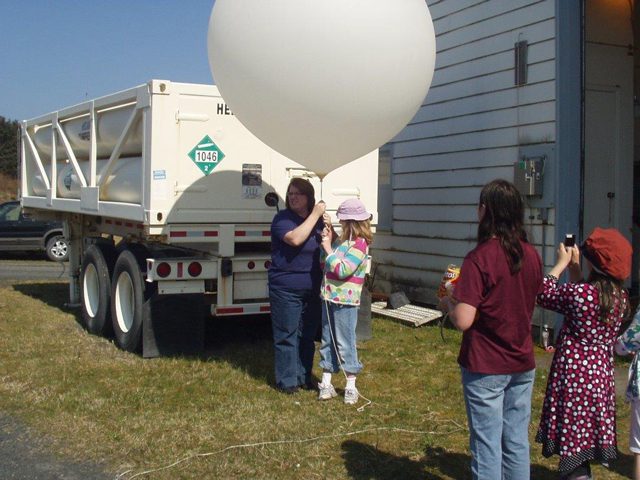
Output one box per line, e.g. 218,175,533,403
269,286,321,390
319,301,363,375
461,367,535,480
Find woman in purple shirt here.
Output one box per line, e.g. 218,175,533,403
269,178,326,394
440,179,543,480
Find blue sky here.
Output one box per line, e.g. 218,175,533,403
0,0,215,121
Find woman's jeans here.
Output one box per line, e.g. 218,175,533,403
461,367,535,480
269,285,321,389
319,301,363,375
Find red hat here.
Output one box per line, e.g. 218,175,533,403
580,227,632,281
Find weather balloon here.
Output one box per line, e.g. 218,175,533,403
208,0,436,178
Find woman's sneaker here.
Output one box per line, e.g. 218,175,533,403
318,383,337,400
344,388,359,405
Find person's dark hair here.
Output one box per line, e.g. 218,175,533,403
285,178,316,214
477,179,528,274
587,269,631,323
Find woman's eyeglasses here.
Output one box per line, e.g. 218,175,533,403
287,191,304,197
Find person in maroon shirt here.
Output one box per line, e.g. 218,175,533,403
440,179,543,480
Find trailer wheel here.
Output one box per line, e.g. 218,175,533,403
111,249,148,353
81,244,115,337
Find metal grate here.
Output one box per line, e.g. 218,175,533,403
371,301,442,327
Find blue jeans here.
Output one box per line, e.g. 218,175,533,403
461,367,535,480
319,301,363,375
269,285,321,389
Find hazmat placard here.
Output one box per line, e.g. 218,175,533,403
188,135,225,175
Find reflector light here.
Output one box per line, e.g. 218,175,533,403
264,260,272,269
188,262,203,277
157,262,171,278
247,261,255,270
217,307,244,314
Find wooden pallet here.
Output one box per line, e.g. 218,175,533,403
370,301,443,327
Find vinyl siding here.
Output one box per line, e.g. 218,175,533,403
372,0,556,303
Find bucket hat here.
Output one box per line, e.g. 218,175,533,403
336,198,371,221
580,227,632,281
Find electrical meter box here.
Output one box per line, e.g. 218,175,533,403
514,154,545,196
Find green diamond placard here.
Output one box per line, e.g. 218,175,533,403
188,135,225,175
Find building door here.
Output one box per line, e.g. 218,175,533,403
583,84,620,237
582,0,634,286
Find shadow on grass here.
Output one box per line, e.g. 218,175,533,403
12,281,293,387
13,282,74,313
341,441,559,480
203,315,328,388
204,314,276,383
341,441,468,479
11,281,275,370
12,282,86,340
608,450,635,478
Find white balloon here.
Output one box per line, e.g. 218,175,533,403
208,0,436,178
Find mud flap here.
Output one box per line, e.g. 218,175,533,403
142,294,205,358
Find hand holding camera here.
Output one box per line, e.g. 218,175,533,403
564,234,575,247
555,233,582,282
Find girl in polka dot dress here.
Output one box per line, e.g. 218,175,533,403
536,228,632,479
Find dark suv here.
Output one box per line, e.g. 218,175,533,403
0,200,68,261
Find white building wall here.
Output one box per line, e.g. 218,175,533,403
372,0,557,304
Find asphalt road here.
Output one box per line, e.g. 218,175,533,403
0,256,113,480
0,256,69,282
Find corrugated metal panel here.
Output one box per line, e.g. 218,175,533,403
374,0,557,304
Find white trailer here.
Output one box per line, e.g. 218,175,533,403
20,80,378,356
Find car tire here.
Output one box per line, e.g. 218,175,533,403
81,244,116,337
45,235,69,262
111,249,153,353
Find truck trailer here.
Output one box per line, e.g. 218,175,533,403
20,80,378,357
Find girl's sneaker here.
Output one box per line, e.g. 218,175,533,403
318,383,337,400
344,388,359,405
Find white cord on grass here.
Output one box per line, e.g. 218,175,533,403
115,424,465,480
115,289,465,479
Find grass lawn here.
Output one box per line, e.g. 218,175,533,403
0,279,635,479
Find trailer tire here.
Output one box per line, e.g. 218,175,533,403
81,244,116,337
111,249,149,353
